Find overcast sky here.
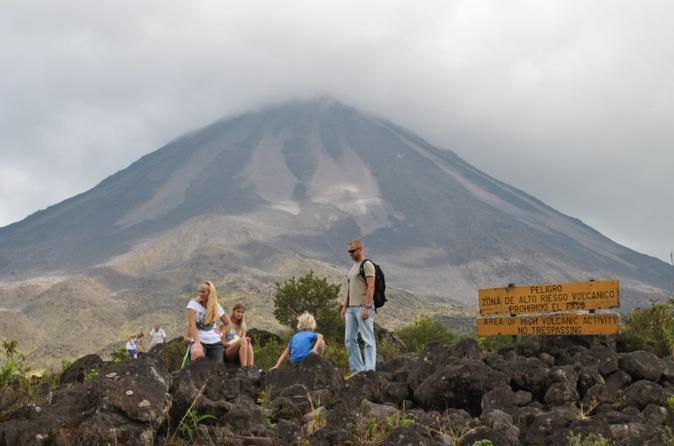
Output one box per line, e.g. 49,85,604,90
1,1,672,263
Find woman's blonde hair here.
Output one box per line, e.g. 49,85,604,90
296,312,317,331
198,281,219,325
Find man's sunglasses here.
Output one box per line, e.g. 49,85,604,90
347,248,360,254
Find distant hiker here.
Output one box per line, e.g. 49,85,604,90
340,239,376,377
271,312,325,369
222,303,254,367
149,324,166,349
126,332,144,359
186,281,231,363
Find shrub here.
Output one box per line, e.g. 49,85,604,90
621,299,674,356
177,409,214,442
477,335,516,353
378,338,403,362
663,427,674,446
322,340,350,375
253,339,285,370
111,347,129,364
273,272,344,342
396,315,455,353
666,395,674,413
84,368,99,382
0,340,29,389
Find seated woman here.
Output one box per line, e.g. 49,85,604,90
186,281,232,363
221,303,254,367
271,312,325,370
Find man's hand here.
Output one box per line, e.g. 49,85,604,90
340,306,346,321
361,308,370,320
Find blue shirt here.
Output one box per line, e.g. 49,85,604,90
288,330,318,363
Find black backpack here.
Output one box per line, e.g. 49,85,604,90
359,259,387,309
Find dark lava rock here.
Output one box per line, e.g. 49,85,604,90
413,359,507,416
265,353,343,403
620,380,666,410
60,354,104,384
544,381,579,406
620,350,664,381
522,405,577,446
481,386,516,414
0,357,170,446
145,337,186,373
381,424,446,446
574,345,619,376
450,338,481,360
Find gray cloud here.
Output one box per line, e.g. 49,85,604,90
1,0,672,262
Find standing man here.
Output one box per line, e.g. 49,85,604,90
340,239,376,377
149,324,166,349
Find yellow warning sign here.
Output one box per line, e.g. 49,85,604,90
476,312,619,336
478,280,619,315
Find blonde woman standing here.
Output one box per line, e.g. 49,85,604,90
222,303,254,367
186,281,231,363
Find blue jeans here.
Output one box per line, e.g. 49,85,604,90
344,306,376,374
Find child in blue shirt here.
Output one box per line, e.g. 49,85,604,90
271,312,325,369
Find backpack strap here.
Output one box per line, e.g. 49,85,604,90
359,259,373,280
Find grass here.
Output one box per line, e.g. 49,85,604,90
353,408,416,445
565,432,609,446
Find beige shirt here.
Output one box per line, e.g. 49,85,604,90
343,260,376,306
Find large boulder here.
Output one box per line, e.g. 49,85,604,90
574,345,618,376
544,382,579,406
265,353,343,403
60,354,104,385
343,371,410,408
407,342,454,391
619,380,667,410
378,353,419,383
605,370,632,389
481,386,516,414
169,359,263,429
494,356,549,398
0,357,171,446
413,359,508,416
481,409,520,445
522,405,577,446
619,351,664,381
145,337,187,373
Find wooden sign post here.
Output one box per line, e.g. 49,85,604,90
477,280,620,336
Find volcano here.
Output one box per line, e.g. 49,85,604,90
1,98,671,307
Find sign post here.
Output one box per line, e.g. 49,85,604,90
477,280,620,336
